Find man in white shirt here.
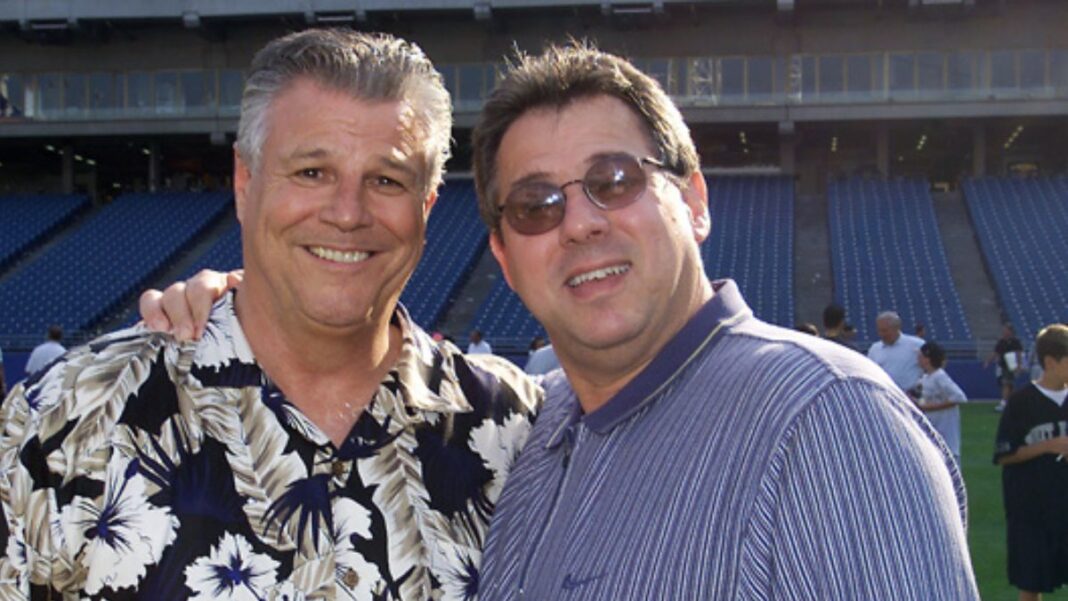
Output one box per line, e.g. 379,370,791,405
24,324,66,376
467,329,493,355
916,341,967,461
868,311,925,393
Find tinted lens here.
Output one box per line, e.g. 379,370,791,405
503,183,566,235
584,155,647,209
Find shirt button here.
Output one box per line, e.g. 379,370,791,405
332,461,347,478
342,567,359,588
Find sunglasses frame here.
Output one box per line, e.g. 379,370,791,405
497,153,668,236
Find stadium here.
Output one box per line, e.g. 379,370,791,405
0,0,1065,596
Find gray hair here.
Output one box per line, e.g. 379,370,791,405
236,28,452,194
876,311,902,328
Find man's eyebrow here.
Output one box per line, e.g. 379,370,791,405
378,156,420,181
284,147,331,162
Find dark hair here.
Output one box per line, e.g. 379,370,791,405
920,341,946,369
47,325,63,341
823,304,846,329
1035,324,1068,368
471,40,699,233
795,323,819,336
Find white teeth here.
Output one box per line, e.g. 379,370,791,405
567,264,630,287
309,246,370,264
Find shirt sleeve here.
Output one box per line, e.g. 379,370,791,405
741,378,978,600
993,390,1027,462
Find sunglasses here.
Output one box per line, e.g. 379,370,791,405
497,153,668,236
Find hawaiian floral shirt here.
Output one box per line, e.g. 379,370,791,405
0,293,541,600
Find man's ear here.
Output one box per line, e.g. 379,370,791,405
488,230,515,289
682,170,711,243
422,189,438,219
233,147,252,225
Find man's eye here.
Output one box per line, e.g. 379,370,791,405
296,168,322,179
370,176,408,195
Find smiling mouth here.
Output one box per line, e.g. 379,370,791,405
566,264,630,288
308,246,371,264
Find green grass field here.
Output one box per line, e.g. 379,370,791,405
962,402,1068,601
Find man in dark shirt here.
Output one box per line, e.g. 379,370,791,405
822,303,857,350
987,323,1025,411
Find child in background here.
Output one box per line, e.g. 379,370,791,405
994,324,1068,601
915,341,967,462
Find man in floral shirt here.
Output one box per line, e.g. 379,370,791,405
0,29,539,600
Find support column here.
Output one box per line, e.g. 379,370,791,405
876,124,890,177
148,142,161,192
61,144,74,194
778,120,796,176
972,123,986,177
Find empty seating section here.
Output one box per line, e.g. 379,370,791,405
470,279,546,344
829,178,971,344
702,176,794,327
964,176,1068,342
0,192,230,341
0,194,87,268
400,180,487,329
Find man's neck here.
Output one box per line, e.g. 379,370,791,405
234,290,402,446
559,283,714,415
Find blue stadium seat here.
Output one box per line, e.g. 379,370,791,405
0,191,231,344
0,194,88,268
963,176,1068,342
828,177,972,344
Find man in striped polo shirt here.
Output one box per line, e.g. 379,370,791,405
471,43,978,600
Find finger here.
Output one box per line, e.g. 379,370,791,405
138,289,173,333
226,269,245,289
160,282,197,341
188,269,232,338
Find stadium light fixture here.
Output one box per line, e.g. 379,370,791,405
86,159,96,166
112,183,121,189
74,154,84,162
45,144,55,152
141,147,151,156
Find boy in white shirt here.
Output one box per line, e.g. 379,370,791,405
915,341,967,462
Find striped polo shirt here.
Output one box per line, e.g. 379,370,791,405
479,280,978,600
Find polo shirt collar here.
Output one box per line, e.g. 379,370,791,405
546,279,751,447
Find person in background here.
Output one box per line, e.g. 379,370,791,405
987,323,1025,412
795,322,819,336
467,328,493,354
915,322,927,340
24,324,65,376
994,324,1068,601
868,310,925,393
524,343,560,376
822,303,857,350
915,341,967,463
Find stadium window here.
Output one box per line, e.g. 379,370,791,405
846,55,873,99
1018,50,1045,92
818,55,844,98
637,59,673,95
180,71,209,111
155,72,179,113
747,57,773,102
947,52,976,94
436,66,456,100
0,73,25,117
457,64,486,106
990,50,1016,93
63,73,87,115
687,58,716,100
889,53,916,97
218,70,243,114
1052,50,1068,92
38,73,62,118
89,72,118,114
127,72,152,112
917,52,944,96
720,57,745,102
800,56,816,101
